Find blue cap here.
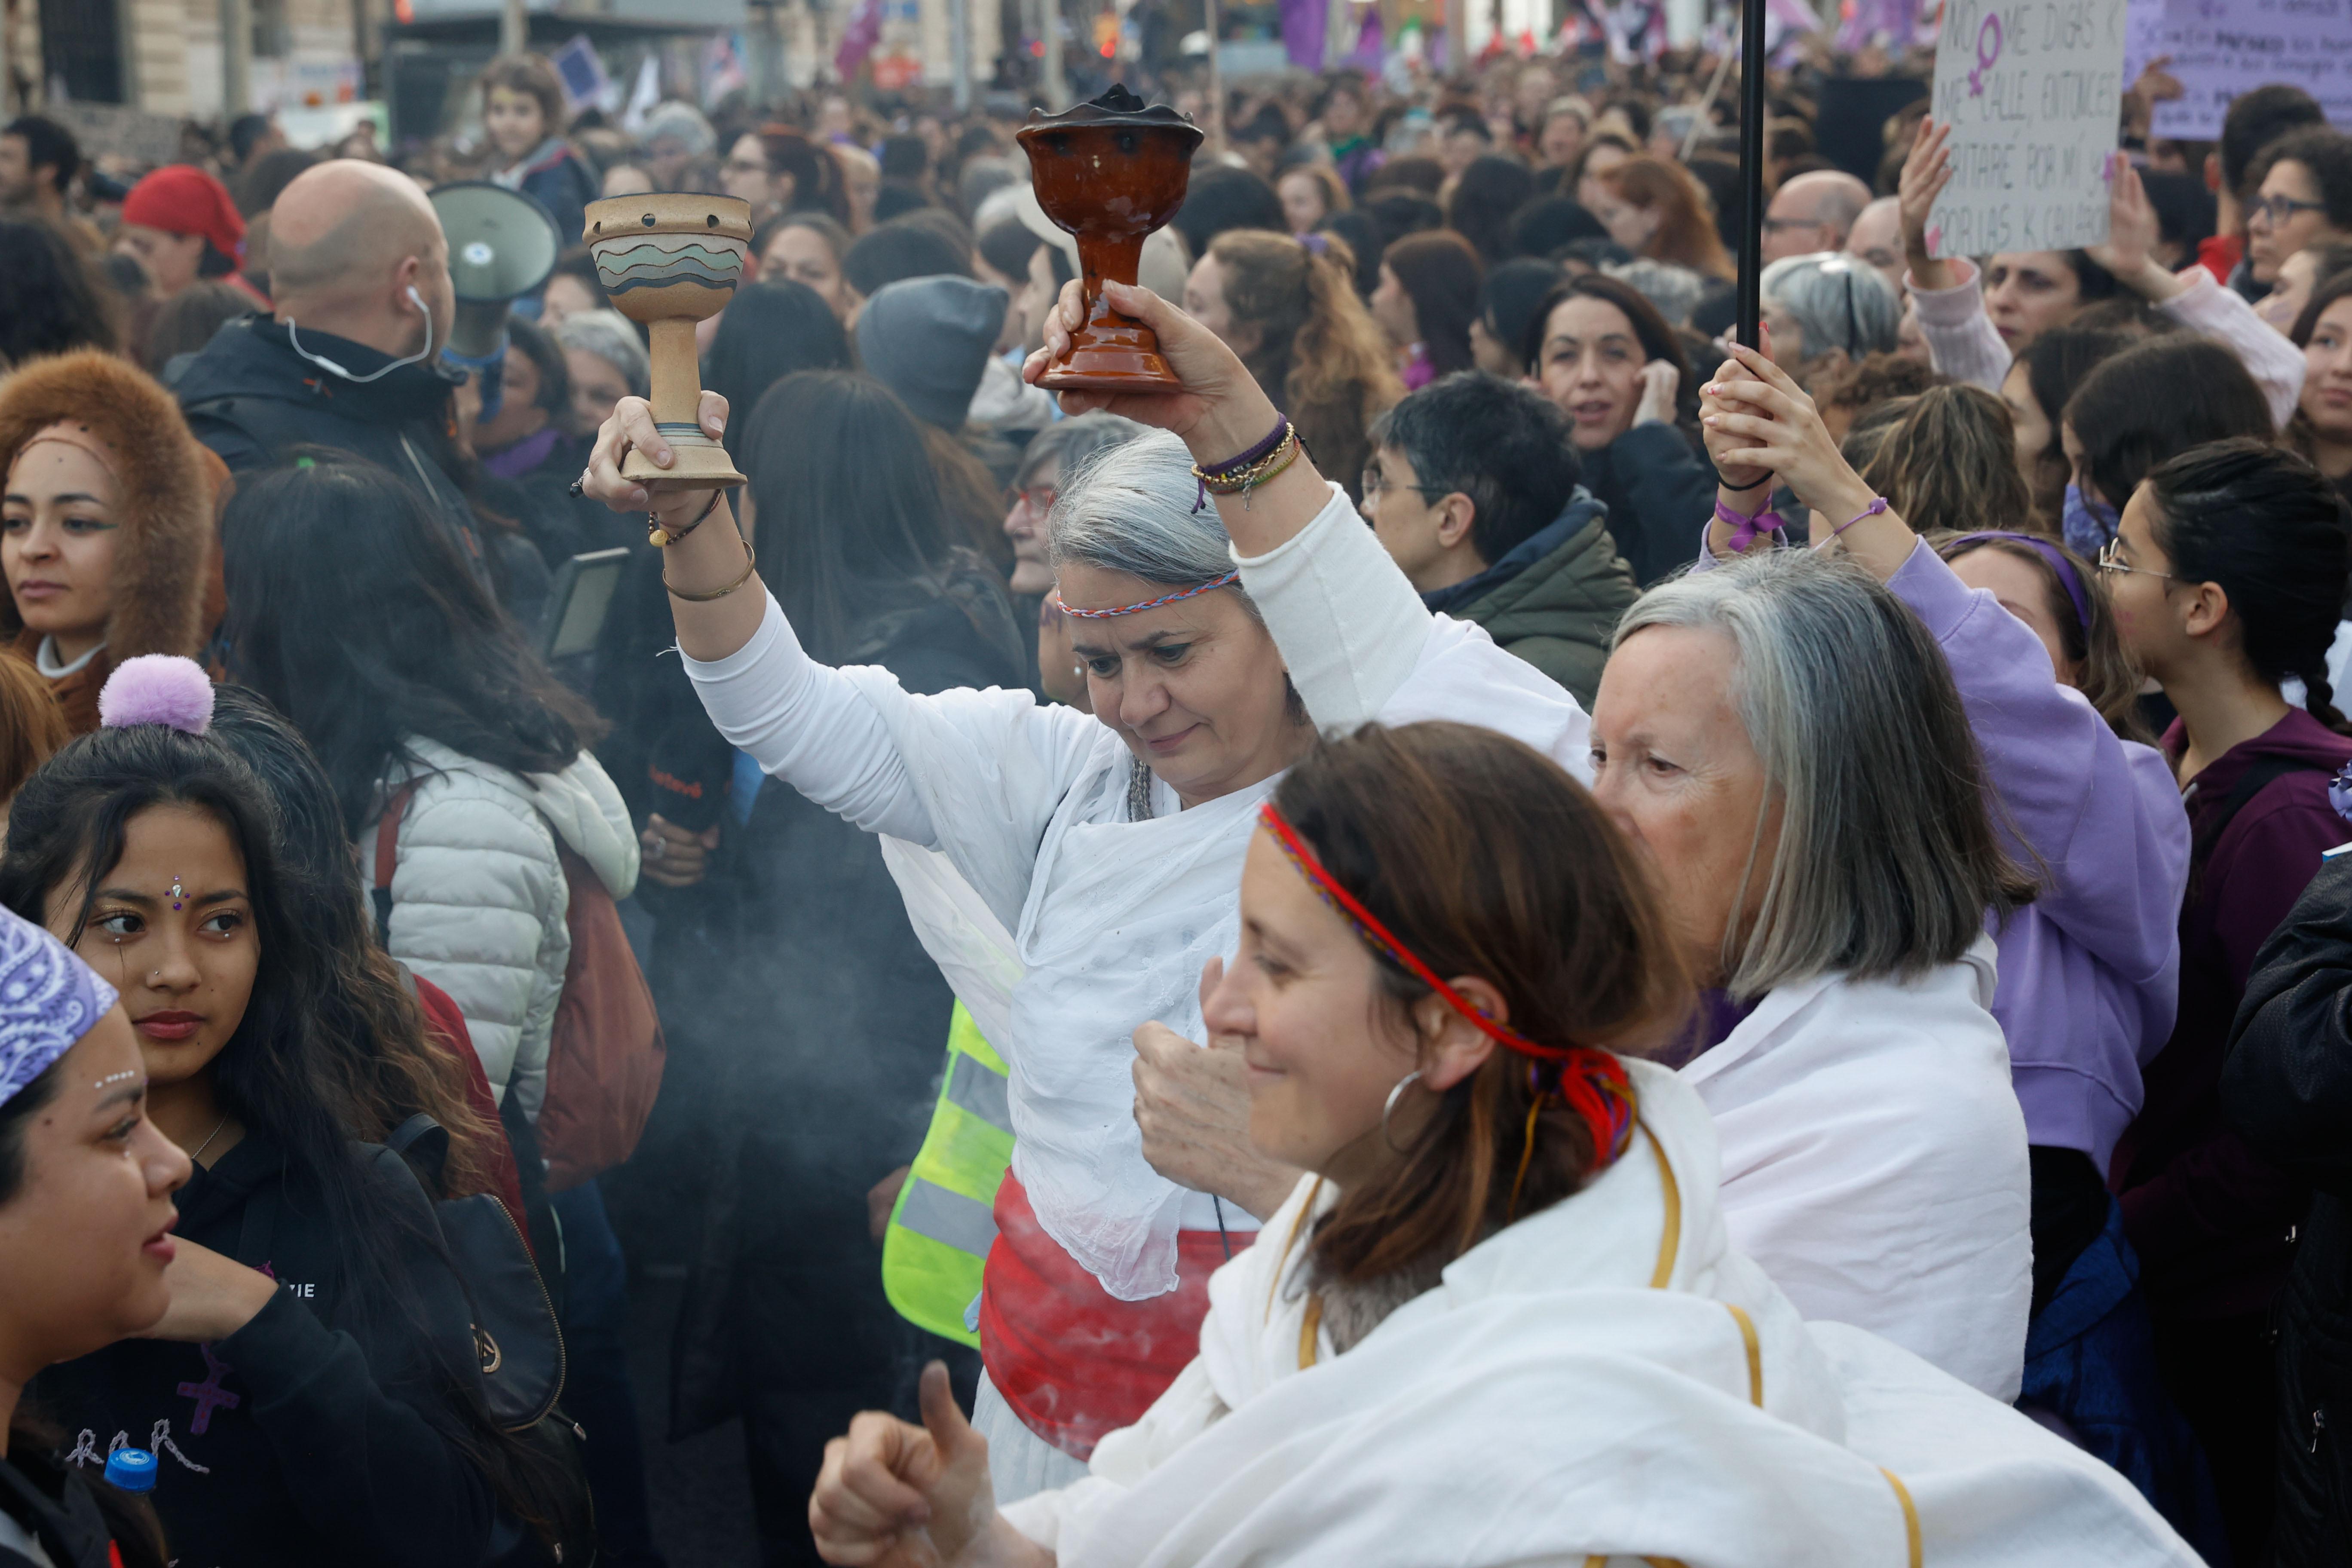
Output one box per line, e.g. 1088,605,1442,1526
102,1448,157,1493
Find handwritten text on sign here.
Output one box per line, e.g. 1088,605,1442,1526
2123,0,2352,141
1928,0,2129,258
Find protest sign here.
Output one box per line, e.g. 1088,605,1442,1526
1926,0,2130,258
2124,0,2352,139
44,103,185,170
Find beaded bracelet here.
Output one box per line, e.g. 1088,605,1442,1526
1191,416,1296,511
649,489,723,548
1196,429,1301,509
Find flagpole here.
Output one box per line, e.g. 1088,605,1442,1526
1734,0,1767,348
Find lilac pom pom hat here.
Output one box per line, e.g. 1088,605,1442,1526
0,903,118,1109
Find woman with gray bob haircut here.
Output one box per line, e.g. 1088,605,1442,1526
1593,495,2039,1403
1760,251,1900,370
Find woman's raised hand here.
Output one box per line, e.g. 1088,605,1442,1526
580,391,733,528
2085,156,2184,301
1701,340,1871,518
1898,119,1957,291
1632,360,1680,428
810,1363,1043,1568
1701,340,1915,578
1025,278,1283,462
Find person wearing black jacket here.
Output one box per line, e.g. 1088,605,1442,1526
171,159,549,623
631,372,1026,1566
0,671,563,1568
2223,846,2352,1565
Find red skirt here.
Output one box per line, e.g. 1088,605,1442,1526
977,1171,1248,1459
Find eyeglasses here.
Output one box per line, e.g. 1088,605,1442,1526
2250,194,2328,226
2096,536,2182,582
723,156,769,176
1360,467,1449,501
1008,484,1057,514
1761,214,1824,235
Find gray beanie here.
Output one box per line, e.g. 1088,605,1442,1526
856,276,1009,431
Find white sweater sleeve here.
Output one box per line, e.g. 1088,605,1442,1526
680,591,938,844
1905,260,2012,392
1234,481,1432,729
2161,268,2307,430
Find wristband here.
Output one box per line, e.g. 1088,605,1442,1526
1713,497,1784,554
1831,498,1889,539
1191,416,1295,512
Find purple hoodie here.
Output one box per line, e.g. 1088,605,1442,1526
1694,533,2190,1170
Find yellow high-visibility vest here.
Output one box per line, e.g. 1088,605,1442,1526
882,1002,1013,1347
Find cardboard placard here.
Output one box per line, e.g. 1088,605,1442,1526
1926,0,2130,258
2124,0,2352,140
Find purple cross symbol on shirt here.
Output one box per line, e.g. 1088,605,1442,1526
176,1342,240,1435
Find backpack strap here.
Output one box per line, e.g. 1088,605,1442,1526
2193,755,2335,867
371,783,419,946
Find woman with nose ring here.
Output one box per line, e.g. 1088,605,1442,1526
579,272,1595,1497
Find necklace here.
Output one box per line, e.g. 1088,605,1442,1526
188,1114,230,1166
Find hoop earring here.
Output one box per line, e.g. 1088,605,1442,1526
1381,1069,1424,1154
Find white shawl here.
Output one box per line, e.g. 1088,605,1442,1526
1000,1061,2195,1567
1683,937,2034,1401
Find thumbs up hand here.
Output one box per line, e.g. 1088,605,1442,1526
810,1363,1048,1567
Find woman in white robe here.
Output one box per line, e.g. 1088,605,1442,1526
807,722,2197,1568
579,276,1591,1489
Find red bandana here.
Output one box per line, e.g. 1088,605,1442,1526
1258,801,1636,1170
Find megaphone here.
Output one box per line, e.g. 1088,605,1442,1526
427,181,561,420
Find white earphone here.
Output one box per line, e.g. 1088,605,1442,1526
284,282,438,383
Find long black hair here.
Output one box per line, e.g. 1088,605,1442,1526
701,278,850,432
2144,437,2352,735
205,685,501,1198
0,717,565,1546
736,370,1012,665
218,453,602,836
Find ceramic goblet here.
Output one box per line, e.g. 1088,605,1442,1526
1017,86,1204,392
585,193,753,487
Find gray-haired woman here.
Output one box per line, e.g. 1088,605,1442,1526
577,275,1593,1497
1760,251,1901,377
1589,351,2040,1401
549,308,649,434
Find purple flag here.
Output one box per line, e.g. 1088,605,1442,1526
1282,0,1328,70
834,0,885,80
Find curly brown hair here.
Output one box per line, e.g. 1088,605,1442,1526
1208,230,1404,500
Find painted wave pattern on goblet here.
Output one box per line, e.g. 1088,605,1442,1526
590,234,749,297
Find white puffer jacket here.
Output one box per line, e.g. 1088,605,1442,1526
372,735,638,1118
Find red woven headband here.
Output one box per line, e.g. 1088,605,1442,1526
1257,802,1634,1164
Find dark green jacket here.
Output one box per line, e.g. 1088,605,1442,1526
1421,491,1638,709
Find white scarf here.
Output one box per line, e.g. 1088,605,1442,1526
1001,1062,2198,1567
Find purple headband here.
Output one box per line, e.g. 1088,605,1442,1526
1947,531,2092,634
0,903,117,1109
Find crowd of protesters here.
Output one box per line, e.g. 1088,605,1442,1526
4,24,2352,1568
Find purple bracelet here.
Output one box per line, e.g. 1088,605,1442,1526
1714,497,1785,553
1832,498,1889,538
1192,415,1293,512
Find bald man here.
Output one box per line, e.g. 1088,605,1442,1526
1844,195,1905,298
1762,169,1874,263
174,160,521,601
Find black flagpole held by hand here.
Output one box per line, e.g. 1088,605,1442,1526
1736,0,1767,348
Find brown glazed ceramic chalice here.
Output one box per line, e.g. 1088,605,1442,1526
584,192,753,487
1017,85,1205,392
